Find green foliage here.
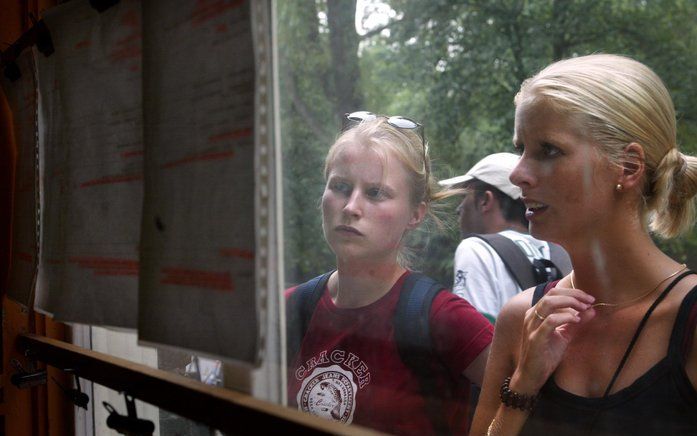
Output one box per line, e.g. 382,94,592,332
277,0,697,286
277,1,336,285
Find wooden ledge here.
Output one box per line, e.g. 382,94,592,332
17,333,383,435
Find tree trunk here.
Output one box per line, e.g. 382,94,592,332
551,0,569,61
326,0,363,120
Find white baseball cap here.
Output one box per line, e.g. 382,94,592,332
438,152,522,200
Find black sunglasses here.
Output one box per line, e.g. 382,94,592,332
342,111,426,147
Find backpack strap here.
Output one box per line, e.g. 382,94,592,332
470,233,536,289
394,272,444,370
548,242,572,276
285,271,333,367
394,272,449,433
531,281,549,306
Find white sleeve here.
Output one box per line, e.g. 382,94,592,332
452,238,506,318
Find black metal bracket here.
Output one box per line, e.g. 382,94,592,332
53,370,90,410
0,14,54,82
104,393,155,436
10,356,47,389
89,0,120,13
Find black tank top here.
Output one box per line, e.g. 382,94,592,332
520,271,697,436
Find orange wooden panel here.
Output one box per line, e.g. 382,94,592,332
2,0,65,434
0,0,23,300
0,81,17,297
0,0,23,42
1,0,27,432
3,297,34,436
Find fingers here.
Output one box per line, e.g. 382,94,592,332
547,308,597,345
531,297,590,321
545,285,596,304
530,286,595,323
515,308,587,390
515,287,597,390
537,311,581,330
526,306,580,329
533,308,546,321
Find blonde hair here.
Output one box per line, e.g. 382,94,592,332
515,54,697,238
324,117,457,267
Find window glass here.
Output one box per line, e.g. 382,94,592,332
278,0,697,433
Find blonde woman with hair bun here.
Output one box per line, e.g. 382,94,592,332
471,54,697,435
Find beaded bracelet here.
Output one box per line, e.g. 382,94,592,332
499,376,538,412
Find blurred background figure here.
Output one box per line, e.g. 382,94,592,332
440,153,570,322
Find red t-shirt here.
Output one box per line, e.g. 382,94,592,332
287,271,493,434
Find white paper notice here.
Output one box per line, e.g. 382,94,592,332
138,0,259,363
36,0,143,326
1,51,39,307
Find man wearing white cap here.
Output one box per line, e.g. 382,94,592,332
439,152,569,322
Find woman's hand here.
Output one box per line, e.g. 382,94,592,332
511,286,596,393
471,286,597,436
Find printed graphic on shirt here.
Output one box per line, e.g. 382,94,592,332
297,364,357,424
294,349,371,389
455,269,467,290
512,238,545,261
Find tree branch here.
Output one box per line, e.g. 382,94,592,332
359,19,402,39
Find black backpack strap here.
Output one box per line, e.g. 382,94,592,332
531,281,549,306
470,233,536,289
394,272,449,434
548,242,572,275
285,271,333,367
394,272,444,369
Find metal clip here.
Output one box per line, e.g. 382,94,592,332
89,0,120,13
103,393,155,436
10,358,47,389
53,371,89,409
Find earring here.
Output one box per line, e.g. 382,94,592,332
615,183,624,192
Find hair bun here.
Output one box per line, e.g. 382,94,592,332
649,148,697,237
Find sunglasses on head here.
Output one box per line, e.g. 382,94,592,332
342,111,428,159
341,111,430,178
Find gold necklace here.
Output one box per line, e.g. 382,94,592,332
570,264,687,308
